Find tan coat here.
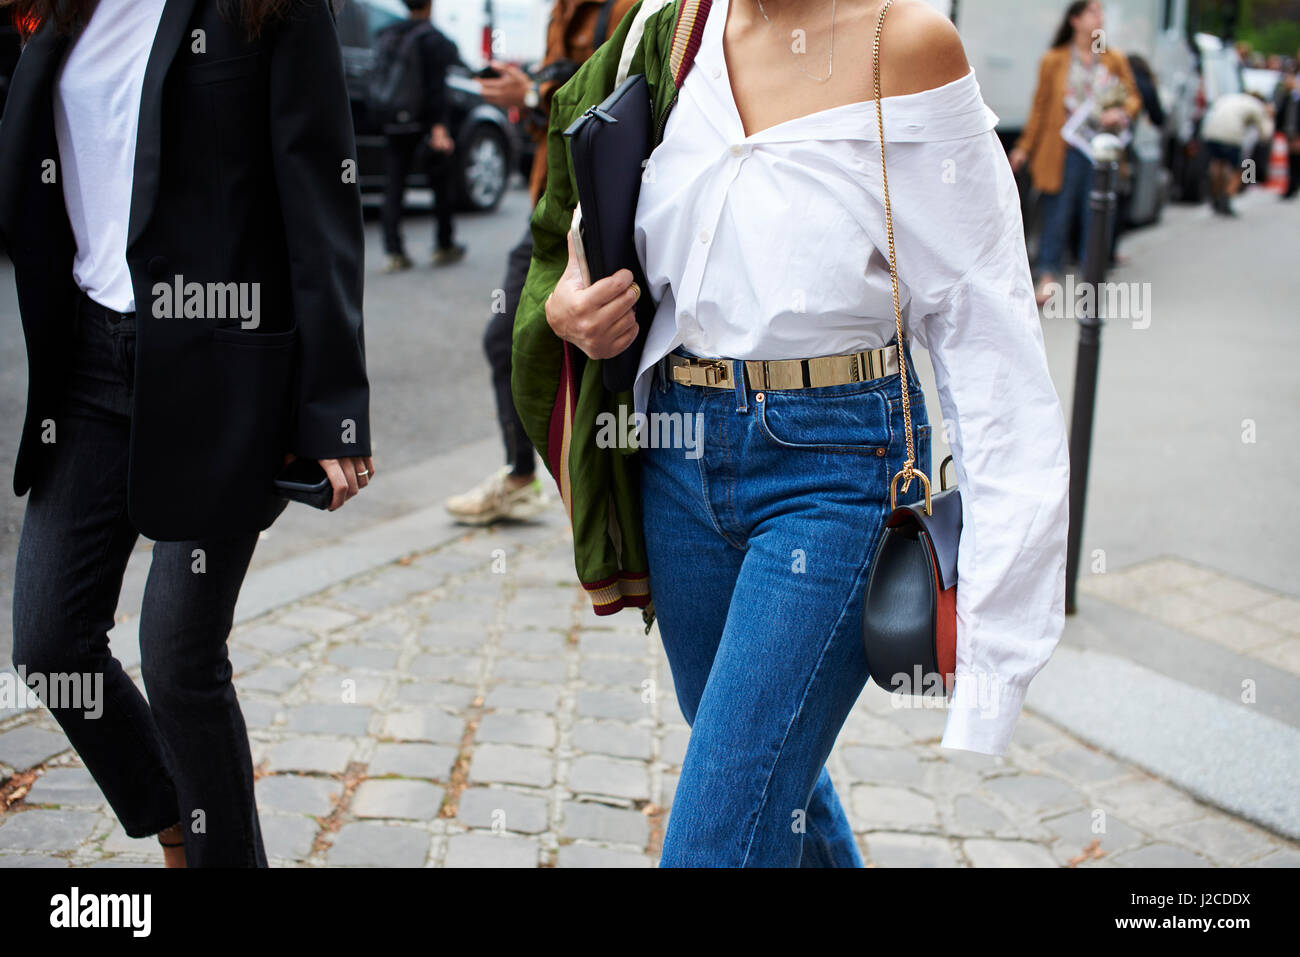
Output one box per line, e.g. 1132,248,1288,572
528,0,640,206
1014,46,1142,195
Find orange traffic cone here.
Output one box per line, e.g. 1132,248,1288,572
1266,132,1290,194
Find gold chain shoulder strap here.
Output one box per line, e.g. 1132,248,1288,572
872,0,930,507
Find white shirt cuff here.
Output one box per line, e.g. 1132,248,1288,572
939,671,1030,756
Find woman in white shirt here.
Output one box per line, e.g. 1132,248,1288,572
540,0,1069,866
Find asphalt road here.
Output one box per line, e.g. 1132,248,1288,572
0,180,535,650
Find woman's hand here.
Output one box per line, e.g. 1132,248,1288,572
1009,147,1029,173
1100,106,1130,131
545,230,641,360
319,456,375,510
430,124,454,154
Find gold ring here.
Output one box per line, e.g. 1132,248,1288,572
629,281,641,303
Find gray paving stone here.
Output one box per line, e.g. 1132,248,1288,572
660,772,679,808
0,853,69,867
1109,843,1213,867
235,665,301,695
331,581,407,614
24,767,104,808
0,726,70,771
235,623,316,655
395,681,477,709
469,744,554,788
0,810,98,852
368,742,459,779
1042,809,1144,861
457,787,549,834
576,630,648,658
660,727,690,766
1165,816,1281,864
477,712,556,748
285,703,373,736
99,824,164,857
415,623,489,651
576,689,651,723
380,709,465,745
579,656,652,687
327,644,401,672
277,605,357,633
261,813,319,861
947,794,1014,836
444,833,539,868
229,646,263,675
352,779,445,820
864,832,959,867
839,746,929,788
500,630,569,654
494,657,567,682
255,774,342,817
483,683,562,712
1253,849,1300,867
568,755,650,801
561,801,650,846
306,673,389,706
1039,746,1131,784
962,839,1059,867
409,653,483,683
556,843,652,868
328,822,430,867
850,784,940,831
266,737,356,775
571,720,653,760
1093,778,1210,830
237,694,282,730
984,773,1087,816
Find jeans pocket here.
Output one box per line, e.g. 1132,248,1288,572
755,386,891,455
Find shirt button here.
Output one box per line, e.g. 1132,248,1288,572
698,229,710,243
711,66,722,78
729,144,745,157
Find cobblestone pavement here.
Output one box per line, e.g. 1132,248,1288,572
1,501,1298,868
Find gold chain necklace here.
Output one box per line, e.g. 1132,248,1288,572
754,0,836,83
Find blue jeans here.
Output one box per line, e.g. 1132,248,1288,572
11,293,267,867
1036,144,1095,277
642,343,931,867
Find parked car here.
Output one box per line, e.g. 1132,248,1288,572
336,0,517,212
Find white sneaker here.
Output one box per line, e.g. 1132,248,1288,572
444,468,547,525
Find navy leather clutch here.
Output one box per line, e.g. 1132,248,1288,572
563,74,657,393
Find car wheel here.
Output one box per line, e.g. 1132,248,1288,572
457,124,509,212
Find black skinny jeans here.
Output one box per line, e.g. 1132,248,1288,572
11,292,266,867
381,130,457,256
482,225,536,477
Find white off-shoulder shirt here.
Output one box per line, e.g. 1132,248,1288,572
632,0,1071,756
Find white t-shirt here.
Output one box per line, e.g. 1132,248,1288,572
1201,92,1275,148
53,0,168,314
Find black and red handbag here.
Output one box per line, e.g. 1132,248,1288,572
860,0,963,697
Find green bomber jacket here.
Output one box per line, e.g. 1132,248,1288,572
511,0,710,627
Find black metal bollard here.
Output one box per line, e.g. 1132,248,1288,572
1065,135,1122,615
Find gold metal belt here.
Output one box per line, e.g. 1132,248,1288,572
661,343,900,391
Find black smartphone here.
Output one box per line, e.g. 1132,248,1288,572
474,65,501,79
274,458,333,510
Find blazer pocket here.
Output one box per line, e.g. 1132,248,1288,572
212,326,298,348
179,52,261,87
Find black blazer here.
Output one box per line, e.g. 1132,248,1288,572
0,0,370,540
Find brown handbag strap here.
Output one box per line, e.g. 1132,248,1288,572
872,0,925,496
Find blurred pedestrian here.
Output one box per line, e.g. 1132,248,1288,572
375,0,465,272
1202,91,1274,215
443,0,636,525
1109,52,1165,266
0,0,372,866
1009,0,1141,305
1274,63,1300,200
